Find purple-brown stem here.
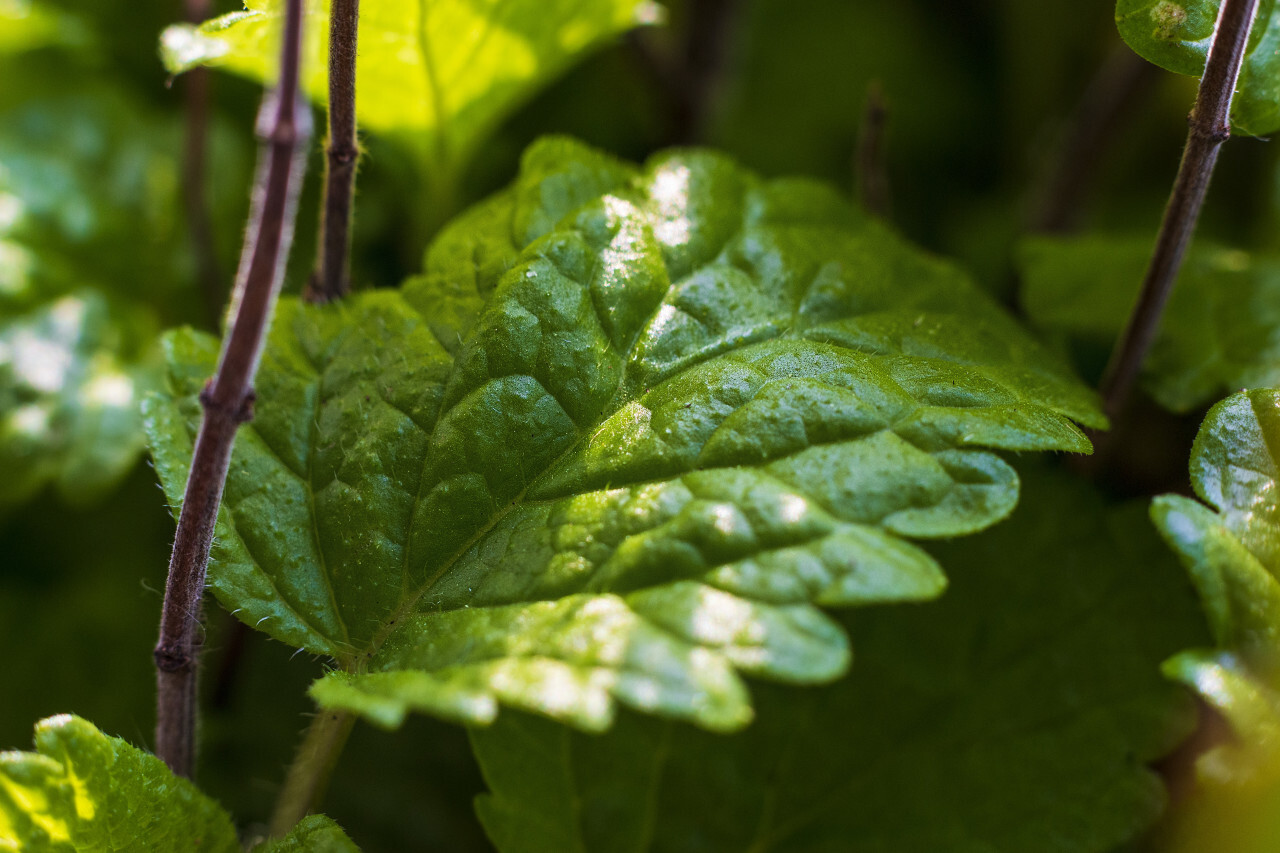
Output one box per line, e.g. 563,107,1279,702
154,0,312,778
1099,0,1258,420
305,0,360,303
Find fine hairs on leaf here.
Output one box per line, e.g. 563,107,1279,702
153,0,312,778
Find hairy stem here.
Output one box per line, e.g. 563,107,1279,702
854,82,891,218
306,0,361,303
182,0,223,324
1099,0,1258,419
269,711,356,837
154,0,312,778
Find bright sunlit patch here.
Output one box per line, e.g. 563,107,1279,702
650,163,691,246
0,241,34,298
690,587,759,645
0,191,23,232
711,504,739,536
83,372,133,408
779,494,808,524
9,329,73,393
9,404,50,436
634,2,666,26
0,775,70,843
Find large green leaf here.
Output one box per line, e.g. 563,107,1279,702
0,715,239,852
1116,0,1280,135
160,0,662,180
1154,388,1280,778
146,138,1104,735
470,466,1207,853
1019,234,1280,412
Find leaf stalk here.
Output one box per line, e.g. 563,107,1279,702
306,0,361,303
1099,0,1259,419
154,0,312,778
269,710,356,838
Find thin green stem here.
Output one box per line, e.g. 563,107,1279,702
269,710,356,837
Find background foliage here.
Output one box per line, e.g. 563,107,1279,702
5,0,1280,849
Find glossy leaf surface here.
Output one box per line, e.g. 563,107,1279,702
1116,0,1280,134
147,139,1104,735
160,0,662,177
471,467,1207,852
1154,388,1280,781
0,715,238,852
1019,235,1280,412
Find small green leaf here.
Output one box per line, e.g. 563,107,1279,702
0,715,239,852
159,0,663,179
470,466,1208,853
1019,235,1280,412
1116,0,1280,135
147,139,1104,735
1154,388,1280,781
255,815,361,852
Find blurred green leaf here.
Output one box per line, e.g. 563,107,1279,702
1116,0,1280,134
471,465,1206,853
0,292,156,512
0,715,239,852
146,138,1102,737
160,0,663,183
1019,234,1280,412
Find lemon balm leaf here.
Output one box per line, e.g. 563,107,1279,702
147,138,1105,734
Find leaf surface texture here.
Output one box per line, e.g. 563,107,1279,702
471,467,1208,852
0,715,239,852
147,139,1105,733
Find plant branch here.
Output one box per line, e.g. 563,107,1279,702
854,82,891,218
306,0,361,303
630,0,739,145
269,710,356,838
182,0,223,324
154,0,312,778
1098,0,1258,420
1030,45,1156,234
